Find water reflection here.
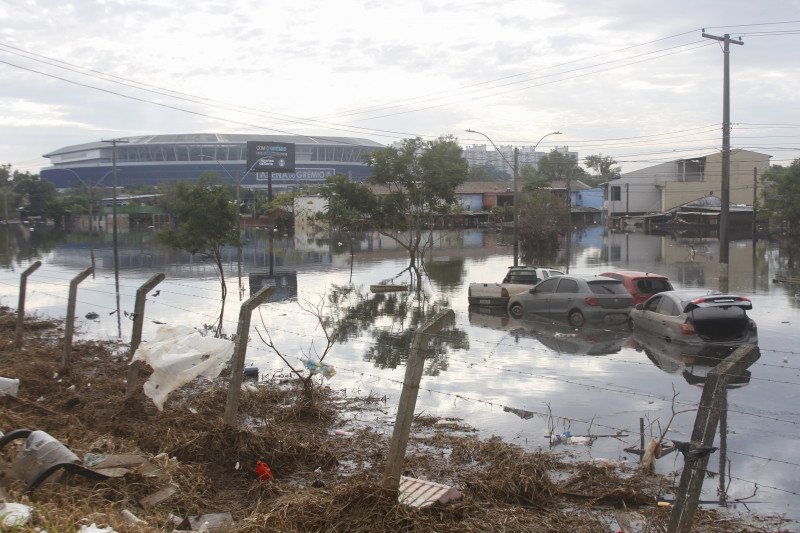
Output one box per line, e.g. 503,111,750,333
631,331,760,389
326,285,469,376
468,306,630,356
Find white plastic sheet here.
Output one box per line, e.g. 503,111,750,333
0,376,20,398
131,325,234,410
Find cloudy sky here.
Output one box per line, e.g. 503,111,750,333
1,0,798,174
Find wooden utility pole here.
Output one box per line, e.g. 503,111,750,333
702,31,743,293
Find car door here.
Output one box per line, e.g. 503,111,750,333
638,295,663,334
656,295,682,341
549,277,580,318
526,277,559,316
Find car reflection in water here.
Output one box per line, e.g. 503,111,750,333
468,305,631,356
630,330,760,389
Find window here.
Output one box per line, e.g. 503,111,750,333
644,295,662,312
534,278,559,294
589,281,628,295
611,186,621,201
636,278,673,295
556,278,579,293
657,297,680,316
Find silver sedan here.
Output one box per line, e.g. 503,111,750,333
628,290,757,346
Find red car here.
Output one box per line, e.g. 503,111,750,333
600,270,673,305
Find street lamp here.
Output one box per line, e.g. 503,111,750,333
465,129,562,266
59,168,114,233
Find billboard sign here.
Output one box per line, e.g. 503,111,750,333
255,168,336,182
246,141,295,172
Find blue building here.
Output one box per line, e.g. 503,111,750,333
42,133,384,190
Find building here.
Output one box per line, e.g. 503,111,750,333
41,134,385,190
606,149,770,216
462,144,578,175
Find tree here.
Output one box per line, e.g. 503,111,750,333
519,164,550,191
466,164,510,182
763,159,800,235
320,136,468,284
158,175,241,335
583,154,621,179
536,149,583,181
517,189,569,263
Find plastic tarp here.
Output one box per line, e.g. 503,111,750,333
131,325,234,410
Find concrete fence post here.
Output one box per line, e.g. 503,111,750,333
667,343,759,533
124,273,165,399
15,261,42,348
62,266,94,370
223,286,274,426
383,309,455,490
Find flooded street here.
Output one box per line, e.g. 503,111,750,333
2,225,799,522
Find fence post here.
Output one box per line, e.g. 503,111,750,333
62,267,94,370
667,343,759,533
223,286,275,426
383,309,455,490
124,273,166,399
15,260,42,348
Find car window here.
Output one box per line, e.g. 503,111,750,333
541,271,550,279
588,280,628,295
636,278,673,294
504,271,537,284
550,270,565,277
644,295,662,312
534,278,559,293
657,296,680,316
556,278,579,293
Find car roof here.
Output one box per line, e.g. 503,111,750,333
550,274,621,282
600,270,669,279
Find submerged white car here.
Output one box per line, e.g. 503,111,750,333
467,266,564,307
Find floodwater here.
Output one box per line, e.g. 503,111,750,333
1,224,799,522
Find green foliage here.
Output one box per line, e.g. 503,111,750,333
763,160,800,234
519,164,550,190
535,149,583,181
319,137,468,269
2,165,66,223
583,154,621,179
517,189,569,260
158,175,241,256
467,164,510,182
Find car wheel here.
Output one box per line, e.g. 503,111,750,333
509,303,524,318
627,317,634,331
568,310,585,328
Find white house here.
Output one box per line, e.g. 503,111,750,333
606,149,771,216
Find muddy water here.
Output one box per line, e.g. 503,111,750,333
1,225,798,521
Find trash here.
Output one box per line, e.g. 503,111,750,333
398,476,462,508
139,485,177,508
434,419,459,429
88,454,163,478
67,384,76,391
550,431,593,446
243,366,259,379
334,429,353,436
234,461,240,470
85,312,99,320
83,452,108,467
130,325,234,410
256,460,273,481
312,479,325,488
657,501,672,508
503,406,534,419
0,377,19,398
187,512,234,532
77,524,117,533
303,358,336,379
119,509,147,525
11,430,80,486
0,502,32,528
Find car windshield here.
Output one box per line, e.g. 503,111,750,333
588,281,629,295
504,272,537,283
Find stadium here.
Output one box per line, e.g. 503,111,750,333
41,133,385,190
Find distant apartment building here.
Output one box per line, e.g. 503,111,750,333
462,144,578,174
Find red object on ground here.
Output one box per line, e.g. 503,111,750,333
256,460,273,481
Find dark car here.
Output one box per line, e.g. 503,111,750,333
507,275,632,327
600,270,673,305
628,290,757,346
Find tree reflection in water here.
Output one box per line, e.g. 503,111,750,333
325,282,468,376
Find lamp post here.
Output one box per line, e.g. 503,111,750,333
465,129,562,266
60,169,114,233
102,138,129,338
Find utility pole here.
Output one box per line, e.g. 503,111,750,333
752,166,758,240
513,147,519,266
702,30,743,292
102,137,129,337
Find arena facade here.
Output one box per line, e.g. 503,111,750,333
41,133,384,190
